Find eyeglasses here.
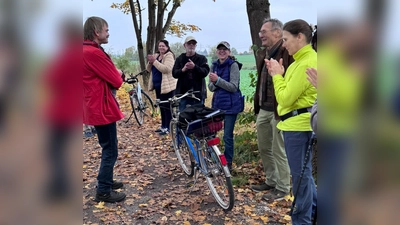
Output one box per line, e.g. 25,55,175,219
258,29,275,35
217,48,228,51
186,41,197,45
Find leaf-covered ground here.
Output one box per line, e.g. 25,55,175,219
83,109,293,225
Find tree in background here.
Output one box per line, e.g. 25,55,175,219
207,45,218,62
231,47,238,55
246,0,270,70
107,0,270,87
110,0,201,73
169,42,186,56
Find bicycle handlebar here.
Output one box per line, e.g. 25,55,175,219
155,90,200,107
123,70,149,84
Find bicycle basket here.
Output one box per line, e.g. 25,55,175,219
178,105,225,138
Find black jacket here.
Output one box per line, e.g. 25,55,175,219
172,53,210,100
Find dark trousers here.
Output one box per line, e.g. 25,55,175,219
94,122,118,194
283,131,317,225
155,87,175,129
47,125,72,196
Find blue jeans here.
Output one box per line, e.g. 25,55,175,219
319,137,348,225
94,122,118,194
223,114,238,164
283,131,317,225
178,97,203,112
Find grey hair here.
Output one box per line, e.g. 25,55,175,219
262,18,283,31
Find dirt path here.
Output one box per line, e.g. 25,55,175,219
83,113,292,225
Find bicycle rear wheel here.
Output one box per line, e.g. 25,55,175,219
170,120,194,177
203,144,234,211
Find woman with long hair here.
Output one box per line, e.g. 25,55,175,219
147,40,177,135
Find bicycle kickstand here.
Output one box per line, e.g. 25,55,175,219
187,167,201,195
125,111,134,123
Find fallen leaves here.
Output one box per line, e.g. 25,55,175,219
83,102,294,225
94,201,105,209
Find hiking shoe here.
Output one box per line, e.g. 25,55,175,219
95,191,126,203
250,183,275,192
159,128,169,135
227,162,233,172
154,127,163,133
112,181,123,190
262,188,288,201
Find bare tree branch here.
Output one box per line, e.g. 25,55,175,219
162,0,180,36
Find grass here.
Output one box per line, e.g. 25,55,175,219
207,54,257,99
231,173,250,186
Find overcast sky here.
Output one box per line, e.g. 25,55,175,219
82,0,318,54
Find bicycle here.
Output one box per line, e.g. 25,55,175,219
123,70,155,126
155,91,235,211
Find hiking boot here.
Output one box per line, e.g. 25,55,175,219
227,162,233,172
250,183,275,192
95,191,126,203
112,181,123,190
262,188,288,201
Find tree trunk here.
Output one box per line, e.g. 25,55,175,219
146,0,156,55
246,0,270,71
143,0,157,89
127,0,182,90
155,0,164,44
129,0,146,73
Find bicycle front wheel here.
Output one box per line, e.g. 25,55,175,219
132,91,155,126
139,91,155,119
203,145,234,211
170,120,194,177
130,94,142,126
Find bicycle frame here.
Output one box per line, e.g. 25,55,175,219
156,90,234,210
136,82,143,106
124,70,155,125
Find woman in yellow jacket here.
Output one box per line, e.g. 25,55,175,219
266,19,317,225
147,40,177,135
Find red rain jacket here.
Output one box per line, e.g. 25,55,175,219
83,41,123,125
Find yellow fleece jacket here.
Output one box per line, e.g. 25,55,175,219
272,45,317,131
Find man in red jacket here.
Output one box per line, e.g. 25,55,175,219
83,16,125,203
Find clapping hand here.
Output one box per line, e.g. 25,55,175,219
306,68,317,88
185,59,195,70
147,54,156,64
209,71,218,83
265,58,284,77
